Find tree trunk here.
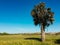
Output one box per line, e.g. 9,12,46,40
41,23,45,42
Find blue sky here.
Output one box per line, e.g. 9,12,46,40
0,0,60,33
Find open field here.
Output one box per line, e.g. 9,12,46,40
0,34,60,45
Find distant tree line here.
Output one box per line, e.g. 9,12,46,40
0,32,60,35
0,32,9,35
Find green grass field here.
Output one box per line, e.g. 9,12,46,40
0,34,60,45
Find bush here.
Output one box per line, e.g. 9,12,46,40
0,32,9,35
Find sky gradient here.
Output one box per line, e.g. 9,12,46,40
0,0,60,33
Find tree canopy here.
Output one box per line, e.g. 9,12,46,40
31,2,54,28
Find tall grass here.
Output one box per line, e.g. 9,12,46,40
0,34,60,45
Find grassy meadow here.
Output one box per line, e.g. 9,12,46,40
0,33,60,45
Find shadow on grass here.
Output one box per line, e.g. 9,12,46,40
24,37,41,41
55,39,60,44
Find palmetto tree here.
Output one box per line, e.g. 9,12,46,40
31,2,54,42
